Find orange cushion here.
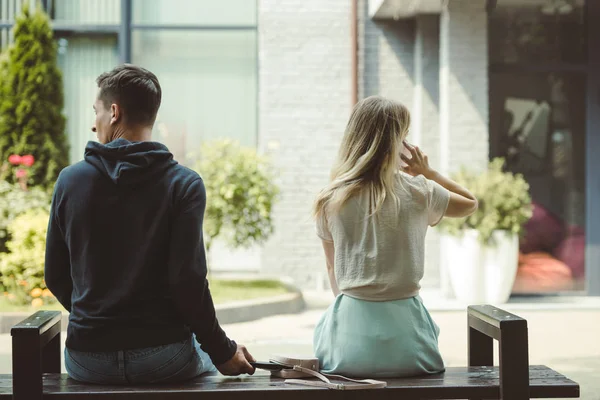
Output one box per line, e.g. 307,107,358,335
512,252,574,293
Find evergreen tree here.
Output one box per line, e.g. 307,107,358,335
0,2,68,188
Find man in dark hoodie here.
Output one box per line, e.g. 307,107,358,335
44,64,255,384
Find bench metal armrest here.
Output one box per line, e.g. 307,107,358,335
468,305,529,400
11,310,63,400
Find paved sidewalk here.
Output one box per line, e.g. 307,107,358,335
0,307,598,399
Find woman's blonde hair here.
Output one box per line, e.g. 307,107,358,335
313,96,411,220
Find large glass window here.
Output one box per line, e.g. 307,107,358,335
131,0,258,162
489,0,586,64
1,0,27,50
2,1,258,162
43,0,258,163
57,35,119,162
489,0,587,294
132,0,256,26
132,29,257,161
48,0,121,162
51,0,120,25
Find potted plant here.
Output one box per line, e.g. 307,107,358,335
439,158,532,304
192,139,279,267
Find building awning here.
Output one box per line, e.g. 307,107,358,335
369,0,443,20
369,0,585,20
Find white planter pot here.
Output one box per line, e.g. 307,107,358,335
443,230,519,305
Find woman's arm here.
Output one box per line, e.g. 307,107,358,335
401,141,478,218
321,240,340,297
424,170,478,218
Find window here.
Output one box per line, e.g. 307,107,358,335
489,0,587,294
42,0,258,163
1,0,25,50
489,0,586,65
51,0,120,25
48,0,121,161
131,0,258,162
132,29,257,162
132,0,256,27
57,35,119,162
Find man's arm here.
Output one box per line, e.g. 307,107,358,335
44,184,73,312
167,178,237,366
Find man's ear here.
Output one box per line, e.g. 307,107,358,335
110,103,122,125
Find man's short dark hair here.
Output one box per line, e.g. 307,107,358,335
96,64,162,127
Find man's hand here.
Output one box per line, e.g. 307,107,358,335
216,344,256,376
401,141,435,179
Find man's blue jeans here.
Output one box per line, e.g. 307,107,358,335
64,335,216,384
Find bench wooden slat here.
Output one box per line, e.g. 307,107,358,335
0,365,579,399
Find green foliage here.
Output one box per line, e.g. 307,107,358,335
439,158,533,245
0,208,55,306
193,139,279,251
0,2,69,188
210,279,289,304
0,180,51,253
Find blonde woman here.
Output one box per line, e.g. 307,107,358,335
313,96,478,378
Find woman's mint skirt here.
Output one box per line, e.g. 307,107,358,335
313,294,445,378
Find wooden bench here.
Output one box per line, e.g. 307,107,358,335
1,305,579,399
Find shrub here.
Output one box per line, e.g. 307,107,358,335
439,158,533,245
0,3,69,188
192,139,279,252
0,180,51,253
0,208,55,306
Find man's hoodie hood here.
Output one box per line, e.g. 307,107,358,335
84,139,177,186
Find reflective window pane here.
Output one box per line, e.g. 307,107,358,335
132,0,257,26
489,0,586,64
52,0,120,25
0,0,21,22
490,71,586,293
132,29,257,162
57,35,119,162
1,0,35,49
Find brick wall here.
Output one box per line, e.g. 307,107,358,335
441,1,489,174
257,0,352,289
359,0,415,107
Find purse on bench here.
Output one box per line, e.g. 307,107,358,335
267,355,387,390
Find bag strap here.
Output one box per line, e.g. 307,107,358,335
283,365,387,390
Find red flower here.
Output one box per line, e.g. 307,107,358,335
8,154,21,165
15,168,27,179
20,155,35,167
